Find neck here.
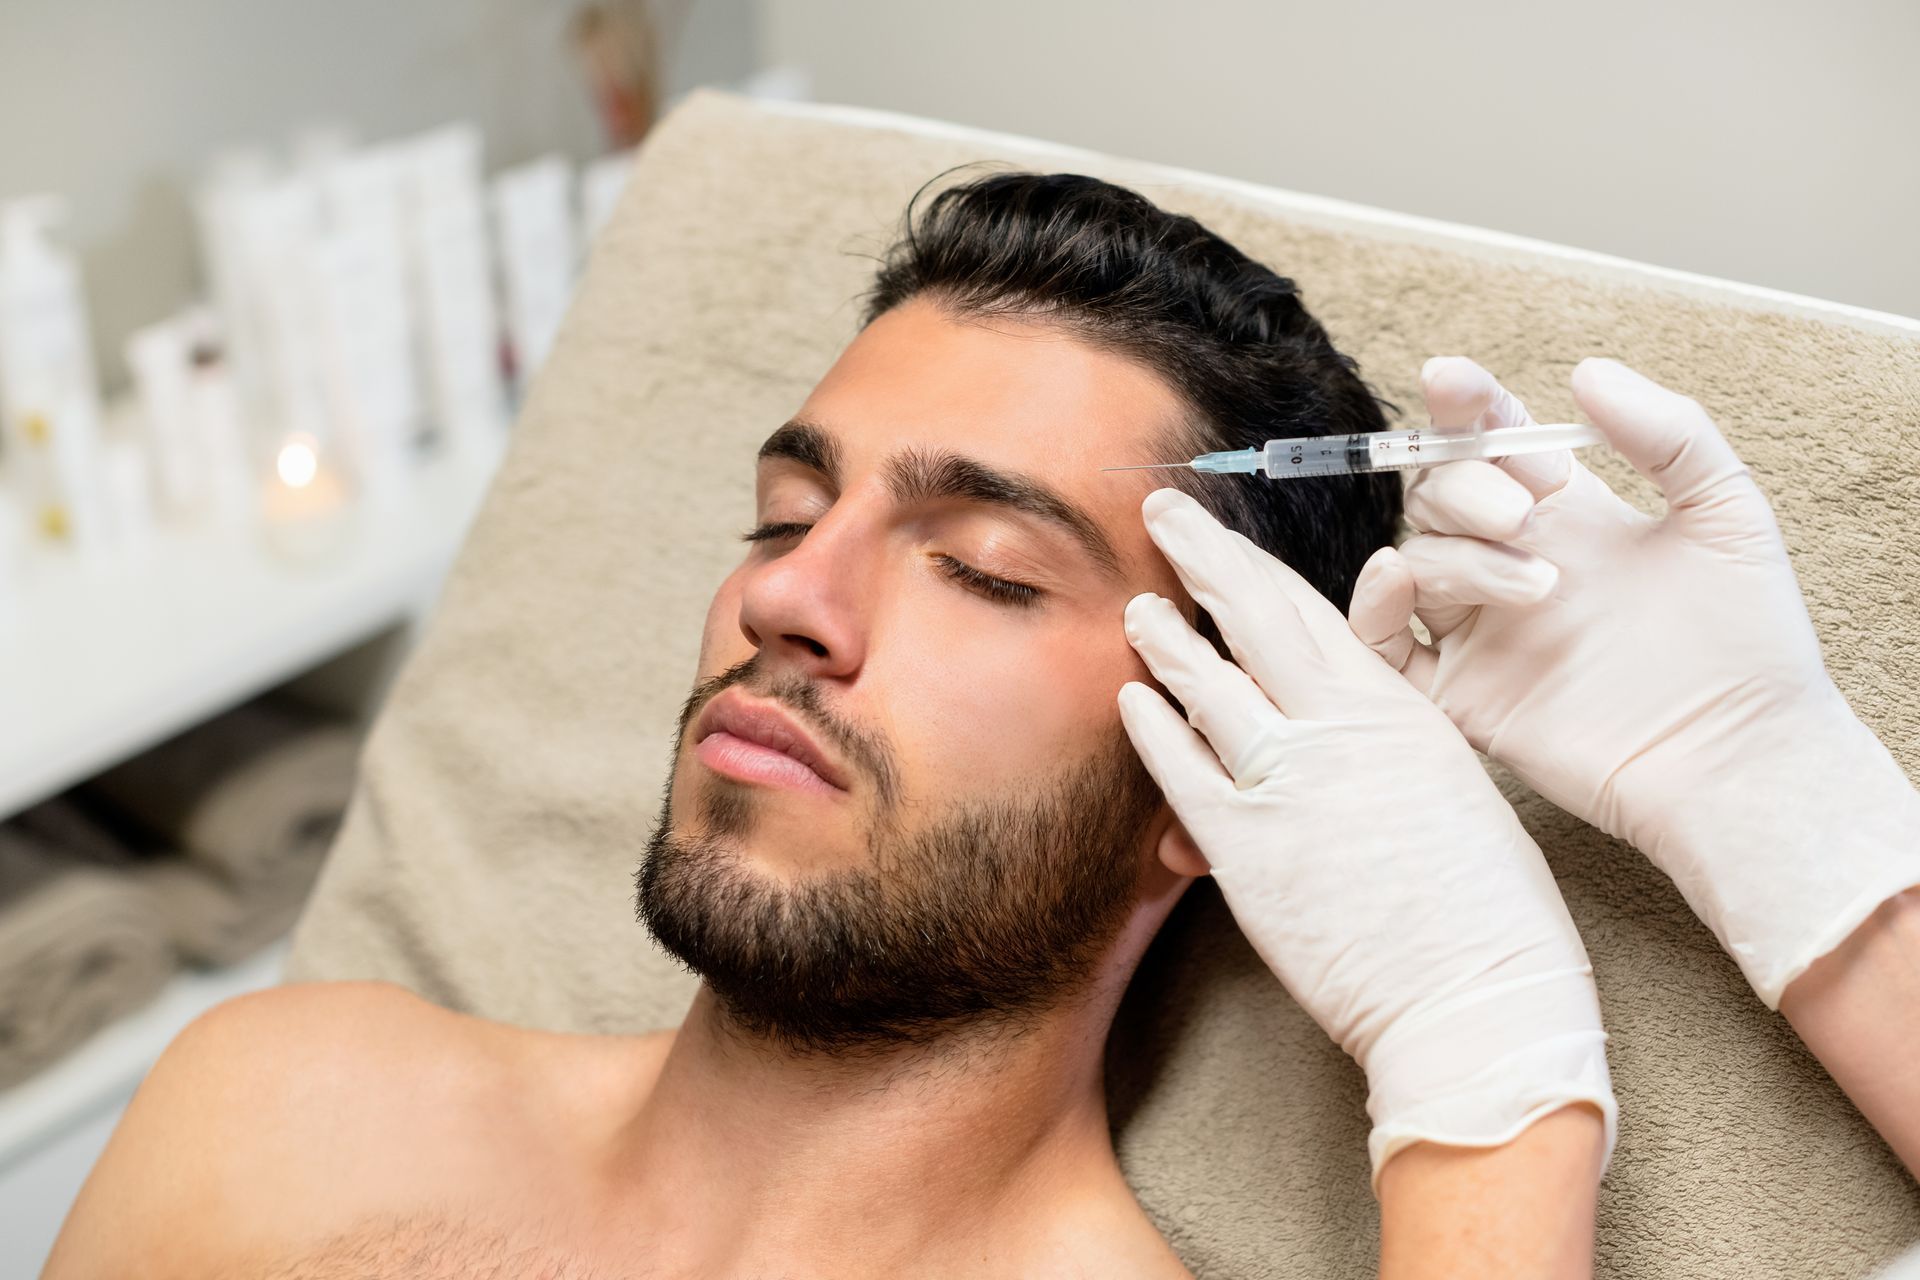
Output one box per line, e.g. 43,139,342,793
583,861,1198,1278
595,983,1131,1274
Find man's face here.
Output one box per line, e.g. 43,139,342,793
637,296,1191,1054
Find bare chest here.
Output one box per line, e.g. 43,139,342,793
232,1208,667,1280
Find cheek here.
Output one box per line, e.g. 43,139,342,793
695,576,750,675
884,608,1139,794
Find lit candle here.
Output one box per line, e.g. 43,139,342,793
259,432,353,562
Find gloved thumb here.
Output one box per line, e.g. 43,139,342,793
1568,357,1758,516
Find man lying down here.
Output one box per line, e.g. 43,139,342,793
46,174,1403,1278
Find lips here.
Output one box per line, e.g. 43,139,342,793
692,689,850,792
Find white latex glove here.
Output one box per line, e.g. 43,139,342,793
1118,487,1616,1189
1349,356,1920,1008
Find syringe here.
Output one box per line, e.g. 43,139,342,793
1101,421,1604,480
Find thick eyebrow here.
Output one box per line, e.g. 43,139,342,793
757,418,843,483
756,417,1124,581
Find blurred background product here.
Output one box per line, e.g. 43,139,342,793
491,153,581,395
0,1,762,584
123,307,248,531
572,0,670,148
0,198,110,563
405,126,509,464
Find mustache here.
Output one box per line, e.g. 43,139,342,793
678,655,903,810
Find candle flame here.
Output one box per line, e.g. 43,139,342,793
277,436,320,489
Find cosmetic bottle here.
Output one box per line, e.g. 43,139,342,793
403,125,506,463
310,143,421,507
490,156,578,398
0,197,108,560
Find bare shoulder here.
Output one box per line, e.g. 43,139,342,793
1040,1191,1196,1280
44,981,683,1279
41,980,493,1279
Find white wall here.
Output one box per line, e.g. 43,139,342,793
763,0,1920,320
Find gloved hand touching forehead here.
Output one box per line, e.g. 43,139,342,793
1348,356,1920,1011
1117,486,1616,1191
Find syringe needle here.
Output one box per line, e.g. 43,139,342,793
1099,462,1195,471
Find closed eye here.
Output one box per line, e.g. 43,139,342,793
740,521,814,543
929,553,1041,608
739,522,1044,609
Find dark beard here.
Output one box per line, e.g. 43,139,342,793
634,665,1165,1059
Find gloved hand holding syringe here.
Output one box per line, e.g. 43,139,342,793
1115,354,1920,1273
1341,356,1920,1175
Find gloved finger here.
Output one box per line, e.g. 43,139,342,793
1568,357,1756,515
1347,540,1474,645
1347,546,1418,669
1395,530,1560,613
1420,355,1572,499
1403,459,1537,542
1139,488,1366,718
1117,680,1235,808
1346,546,1440,695
1124,592,1293,789
1415,603,1474,644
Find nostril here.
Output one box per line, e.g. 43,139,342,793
790,635,828,658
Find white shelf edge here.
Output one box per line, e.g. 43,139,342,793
0,441,500,819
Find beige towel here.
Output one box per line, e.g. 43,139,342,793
0,827,176,1091
287,92,1920,1277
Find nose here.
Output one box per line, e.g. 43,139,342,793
736,508,869,680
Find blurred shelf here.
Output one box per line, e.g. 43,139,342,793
0,936,290,1172
0,440,501,819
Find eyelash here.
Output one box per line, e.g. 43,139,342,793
739,522,1043,609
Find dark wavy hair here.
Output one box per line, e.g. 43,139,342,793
861,170,1402,639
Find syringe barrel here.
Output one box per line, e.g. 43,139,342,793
1260,422,1594,477
1258,433,1374,477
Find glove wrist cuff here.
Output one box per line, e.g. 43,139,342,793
1361,962,1616,1194
1626,700,1920,1008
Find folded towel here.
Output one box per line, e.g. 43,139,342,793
0,827,176,1090
139,854,329,970
16,787,339,966
0,696,356,1089
79,696,360,885
12,695,355,973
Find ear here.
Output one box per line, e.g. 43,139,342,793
1155,812,1211,879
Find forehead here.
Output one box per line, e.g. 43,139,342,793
788,297,1185,565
